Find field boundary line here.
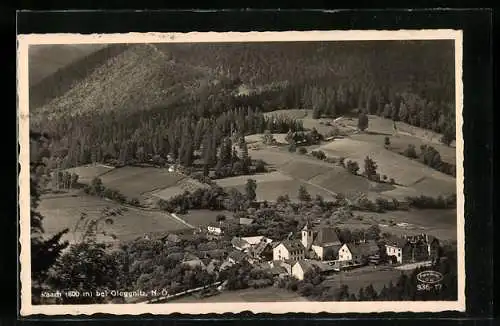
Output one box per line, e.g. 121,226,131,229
275,168,337,198
170,213,196,229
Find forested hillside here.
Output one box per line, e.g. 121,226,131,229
30,40,456,172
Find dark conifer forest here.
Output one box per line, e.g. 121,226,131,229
30,40,456,176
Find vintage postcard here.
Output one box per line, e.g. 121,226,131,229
18,30,465,315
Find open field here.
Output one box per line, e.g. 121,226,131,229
150,178,210,201
64,164,115,184
178,209,235,227
174,286,309,303
322,265,403,294
214,171,336,202
38,194,188,243
262,109,456,164
248,147,435,201
340,208,457,240
245,133,289,145
318,138,456,196
97,166,186,198
338,114,456,148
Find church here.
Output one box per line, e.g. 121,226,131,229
272,222,342,262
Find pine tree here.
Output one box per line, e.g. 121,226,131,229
363,156,378,180
298,185,311,202
245,179,257,202
357,112,369,132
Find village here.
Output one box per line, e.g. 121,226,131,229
138,214,443,303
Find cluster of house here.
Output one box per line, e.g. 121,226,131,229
204,221,441,281
145,219,440,283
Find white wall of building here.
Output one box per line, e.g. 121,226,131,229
338,244,352,261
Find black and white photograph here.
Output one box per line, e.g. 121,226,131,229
18,31,464,315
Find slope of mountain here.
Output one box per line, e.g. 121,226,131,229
156,40,455,104
29,44,125,109
30,44,212,124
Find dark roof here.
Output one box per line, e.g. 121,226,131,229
231,237,248,249
348,241,380,256
313,227,341,246
294,260,314,273
385,236,409,248
228,250,249,262
251,241,272,256
279,239,305,252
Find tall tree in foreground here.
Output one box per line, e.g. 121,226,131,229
30,132,69,304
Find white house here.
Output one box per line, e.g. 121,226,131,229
338,241,380,263
292,260,337,281
207,223,224,236
272,240,305,262
291,260,312,281
338,244,353,262
385,244,403,263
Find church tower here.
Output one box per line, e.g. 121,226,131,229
301,222,314,249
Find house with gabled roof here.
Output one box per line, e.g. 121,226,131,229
338,240,380,264
291,259,338,280
272,239,305,262
301,222,342,260
385,236,414,264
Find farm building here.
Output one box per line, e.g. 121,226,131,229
384,234,439,264
273,239,305,262
231,235,273,252
337,241,380,264
291,260,337,281
207,222,225,236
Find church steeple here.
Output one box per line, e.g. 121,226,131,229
301,221,314,249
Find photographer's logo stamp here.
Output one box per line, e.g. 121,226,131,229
416,270,444,291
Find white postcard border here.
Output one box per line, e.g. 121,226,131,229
18,30,465,315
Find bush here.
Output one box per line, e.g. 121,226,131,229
406,194,456,209
382,175,388,181
298,147,307,155
403,144,418,159
311,150,326,160
389,178,396,184
129,198,141,207
339,157,346,167
346,160,360,175
384,136,391,147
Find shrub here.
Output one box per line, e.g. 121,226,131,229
382,175,388,181
298,147,307,155
384,136,391,147
346,160,360,175
389,178,396,184
403,144,418,159
339,157,346,167
129,198,141,207
311,150,326,160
